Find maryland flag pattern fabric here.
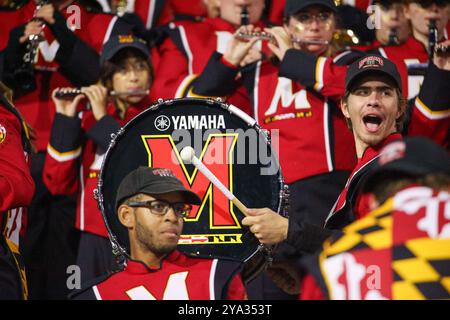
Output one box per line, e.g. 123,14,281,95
308,186,450,300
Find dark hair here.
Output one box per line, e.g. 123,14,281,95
99,48,154,91
364,171,450,205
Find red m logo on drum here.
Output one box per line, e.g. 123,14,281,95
141,133,241,229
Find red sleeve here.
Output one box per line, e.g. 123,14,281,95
169,0,207,18
407,63,450,148
42,114,83,196
268,0,286,25
226,273,247,300
134,0,174,28
407,102,450,149
279,51,348,103
43,149,80,196
315,58,347,102
300,274,325,300
0,107,34,211
151,36,193,100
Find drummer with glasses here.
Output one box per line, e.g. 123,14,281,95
71,167,247,300
42,35,154,287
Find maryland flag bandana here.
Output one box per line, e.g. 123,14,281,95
305,186,450,300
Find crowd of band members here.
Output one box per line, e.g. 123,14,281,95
0,0,449,300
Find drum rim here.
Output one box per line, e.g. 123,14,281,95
96,97,286,261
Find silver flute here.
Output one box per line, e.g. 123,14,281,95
236,31,329,45
54,88,149,99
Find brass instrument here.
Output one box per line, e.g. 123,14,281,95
54,88,150,99
25,0,48,62
15,0,48,91
236,31,330,45
331,29,359,51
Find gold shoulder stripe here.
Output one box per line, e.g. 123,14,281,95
415,97,450,120
313,57,326,92
47,144,82,162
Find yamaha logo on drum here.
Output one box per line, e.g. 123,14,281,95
155,115,227,131
155,115,171,131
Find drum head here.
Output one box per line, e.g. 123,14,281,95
98,98,283,263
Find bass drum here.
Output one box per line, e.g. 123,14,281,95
97,98,286,283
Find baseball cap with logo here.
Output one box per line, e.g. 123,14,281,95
100,35,150,65
284,0,337,17
115,167,201,209
363,137,450,189
345,55,402,93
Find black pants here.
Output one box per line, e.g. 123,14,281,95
76,232,117,287
289,170,350,227
20,152,80,300
273,170,350,260
0,238,23,299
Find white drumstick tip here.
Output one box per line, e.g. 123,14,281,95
180,146,196,163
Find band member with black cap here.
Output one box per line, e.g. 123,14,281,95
181,0,363,300
242,54,406,250
43,35,153,287
185,0,360,251
71,167,246,300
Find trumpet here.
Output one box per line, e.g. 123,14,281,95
54,88,150,99
236,31,329,45
24,0,48,63
14,0,49,91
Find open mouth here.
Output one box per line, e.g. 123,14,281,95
363,114,383,133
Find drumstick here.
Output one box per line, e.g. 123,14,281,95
180,147,248,216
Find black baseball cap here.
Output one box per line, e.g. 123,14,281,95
345,54,402,93
284,0,337,17
364,137,450,189
115,167,202,209
100,35,150,66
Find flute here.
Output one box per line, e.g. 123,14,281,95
236,31,329,45
54,88,150,99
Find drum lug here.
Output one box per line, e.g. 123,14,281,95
261,128,270,139
93,188,99,200
110,238,127,269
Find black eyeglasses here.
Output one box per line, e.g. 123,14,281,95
127,200,192,218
